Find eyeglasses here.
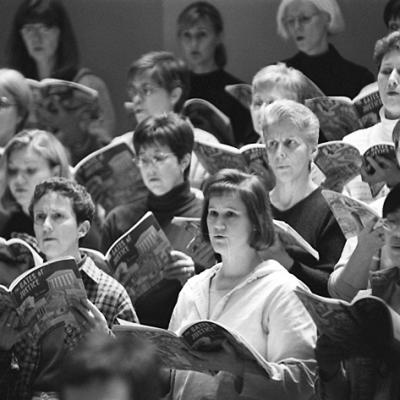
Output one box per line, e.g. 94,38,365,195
0,97,16,109
127,84,160,100
135,152,175,168
33,211,67,226
20,23,53,36
284,13,319,28
381,218,400,232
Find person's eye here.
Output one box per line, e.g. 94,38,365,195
34,213,46,224
52,212,65,222
299,16,312,24
380,68,392,75
225,211,236,218
208,210,218,218
142,86,154,96
285,139,298,147
251,98,265,108
7,167,17,176
266,140,278,150
26,168,38,175
182,31,191,40
389,23,400,32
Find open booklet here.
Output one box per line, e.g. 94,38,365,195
321,189,380,239
193,138,273,188
225,83,252,109
295,287,400,356
73,141,147,214
305,83,382,141
182,98,236,146
273,219,319,260
89,212,172,303
27,77,100,128
113,319,273,377
0,256,87,341
314,140,395,195
165,217,216,270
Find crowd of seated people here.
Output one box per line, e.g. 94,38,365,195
1,0,400,399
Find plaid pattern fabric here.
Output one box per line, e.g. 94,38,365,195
9,255,138,400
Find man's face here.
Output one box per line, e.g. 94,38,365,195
62,378,131,400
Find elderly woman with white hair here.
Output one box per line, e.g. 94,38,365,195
261,99,345,296
276,0,374,97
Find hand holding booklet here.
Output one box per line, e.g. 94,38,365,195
0,256,87,341
113,319,273,377
314,141,395,195
90,212,173,303
321,190,380,239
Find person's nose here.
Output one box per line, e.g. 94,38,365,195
42,215,54,232
275,142,286,160
14,171,26,184
388,69,400,89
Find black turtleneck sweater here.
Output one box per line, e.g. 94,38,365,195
283,44,375,98
188,69,258,146
101,181,203,328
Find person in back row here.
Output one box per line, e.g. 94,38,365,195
276,0,374,98
114,50,218,189
7,0,116,164
103,113,203,328
261,99,345,296
177,1,257,146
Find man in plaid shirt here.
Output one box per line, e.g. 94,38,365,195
0,178,138,400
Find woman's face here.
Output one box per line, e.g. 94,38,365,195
127,71,177,124
263,120,314,184
378,49,400,119
0,90,20,147
33,191,84,260
206,192,253,256
284,0,329,55
20,23,60,64
179,18,220,73
250,82,298,136
136,143,187,196
8,146,59,213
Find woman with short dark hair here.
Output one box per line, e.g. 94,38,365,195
167,168,317,400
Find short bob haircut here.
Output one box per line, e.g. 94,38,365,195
251,63,323,105
374,31,400,67
60,333,162,400
133,113,194,180
127,51,190,113
261,99,320,149
1,129,71,211
177,1,227,68
383,182,400,217
384,0,400,29
201,169,275,251
0,68,33,132
276,0,345,40
7,0,79,81
29,177,95,225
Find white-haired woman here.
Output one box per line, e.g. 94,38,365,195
276,0,374,98
261,99,345,296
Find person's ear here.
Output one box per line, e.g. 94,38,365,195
77,220,90,239
179,153,191,173
321,11,331,28
170,87,183,108
310,144,318,161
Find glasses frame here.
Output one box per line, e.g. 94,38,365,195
134,152,176,168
